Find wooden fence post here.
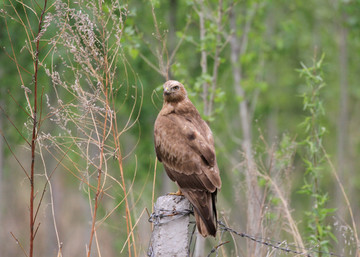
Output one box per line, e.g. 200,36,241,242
148,195,192,257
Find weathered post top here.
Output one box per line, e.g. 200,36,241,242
148,195,192,257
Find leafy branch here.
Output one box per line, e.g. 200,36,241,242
298,53,336,255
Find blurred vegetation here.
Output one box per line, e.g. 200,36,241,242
1,0,360,256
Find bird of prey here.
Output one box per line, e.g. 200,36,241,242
154,80,221,237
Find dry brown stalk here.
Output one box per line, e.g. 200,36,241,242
3,0,50,255
29,1,48,256
322,145,360,257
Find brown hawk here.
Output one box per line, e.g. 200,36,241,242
154,80,221,237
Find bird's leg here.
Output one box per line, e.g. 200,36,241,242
167,189,183,196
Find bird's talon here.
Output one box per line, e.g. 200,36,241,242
167,190,183,196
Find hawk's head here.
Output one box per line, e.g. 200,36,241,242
163,80,187,103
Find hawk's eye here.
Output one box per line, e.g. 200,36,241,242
173,85,180,90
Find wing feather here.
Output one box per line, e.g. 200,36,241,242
154,114,221,190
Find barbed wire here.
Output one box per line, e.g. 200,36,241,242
148,208,345,257
218,221,344,257
148,207,194,257
148,207,193,226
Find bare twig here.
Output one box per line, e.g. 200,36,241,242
0,128,30,179
29,1,48,256
38,145,63,256
150,3,169,79
197,0,209,115
208,0,223,116
0,104,30,145
207,241,230,257
322,145,360,256
86,3,111,255
229,1,264,255
10,232,28,257
257,171,305,251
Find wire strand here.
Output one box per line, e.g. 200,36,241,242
218,221,344,257
147,209,345,257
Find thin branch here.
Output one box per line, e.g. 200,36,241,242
10,232,29,257
208,0,223,115
207,241,230,257
19,0,36,40
120,208,147,254
148,1,172,79
4,11,26,92
29,2,48,256
38,143,63,256
168,18,191,65
198,0,209,115
2,50,32,75
138,52,163,75
112,110,135,256
0,105,30,146
322,145,360,256
41,1,70,63
0,128,30,180
257,170,305,251
8,0,35,55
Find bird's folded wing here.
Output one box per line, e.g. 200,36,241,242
154,114,221,189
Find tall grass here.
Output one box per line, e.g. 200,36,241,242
2,1,144,256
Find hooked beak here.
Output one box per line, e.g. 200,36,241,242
164,86,171,95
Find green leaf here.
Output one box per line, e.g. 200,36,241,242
258,177,267,187
129,47,139,59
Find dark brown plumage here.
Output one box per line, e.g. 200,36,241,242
154,80,221,237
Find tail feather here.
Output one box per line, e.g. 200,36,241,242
183,189,218,237
194,210,216,237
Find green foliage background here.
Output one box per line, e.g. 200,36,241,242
1,0,360,256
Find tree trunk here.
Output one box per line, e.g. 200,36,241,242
0,100,3,228
336,11,349,244
198,0,209,118
167,0,177,80
229,5,262,257
160,0,179,195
